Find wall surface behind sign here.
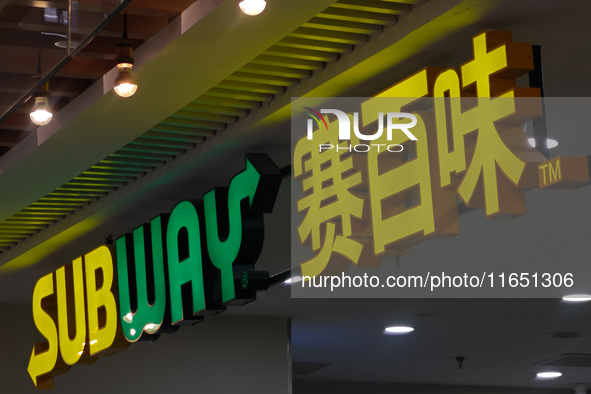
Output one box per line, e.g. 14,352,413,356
0,303,291,394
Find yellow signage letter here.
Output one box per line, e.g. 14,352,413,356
28,272,58,389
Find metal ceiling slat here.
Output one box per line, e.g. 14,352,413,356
4,218,55,225
331,0,411,15
12,213,65,220
120,145,185,157
302,17,384,35
0,229,35,234
100,156,163,167
289,27,368,45
110,151,175,162
67,180,127,187
32,205,85,212
224,72,299,87
193,95,263,110
249,55,324,71
76,173,137,181
150,125,215,137
56,185,115,193
17,209,70,215
47,191,102,197
0,224,45,230
318,8,398,24
160,117,225,131
131,138,195,150
0,236,25,241
172,110,237,124
42,195,96,201
215,80,286,95
205,87,274,103
184,102,249,117
143,131,205,143
90,164,150,173
21,209,74,215
238,63,312,79
81,173,139,181
275,37,353,53
263,46,339,62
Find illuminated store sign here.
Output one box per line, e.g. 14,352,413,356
294,31,590,277
28,154,282,389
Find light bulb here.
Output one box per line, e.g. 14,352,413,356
114,63,138,97
30,96,53,126
239,0,266,15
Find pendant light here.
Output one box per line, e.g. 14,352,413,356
239,0,266,16
30,53,53,126
114,15,138,98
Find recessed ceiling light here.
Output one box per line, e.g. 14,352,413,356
562,294,591,303
536,371,562,379
548,331,583,339
528,137,559,149
384,326,414,334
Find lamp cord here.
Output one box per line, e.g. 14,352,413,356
123,14,128,40
36,52,42,75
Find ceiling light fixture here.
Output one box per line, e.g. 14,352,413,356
528,137,559,149
114,14,138,98
562,294,591,303
30,88,53,126
536,371,562,379
239,0,266,16
30,54,53,126
384,326,415,334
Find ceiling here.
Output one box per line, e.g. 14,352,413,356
0,0,423,260
0,0,196,146
0,0,590,391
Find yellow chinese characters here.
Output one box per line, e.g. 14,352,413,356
294,31,554,277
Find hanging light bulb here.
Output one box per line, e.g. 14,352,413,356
114,60,137,97
114,15,138,98
239,0,266,15
30,81,53,126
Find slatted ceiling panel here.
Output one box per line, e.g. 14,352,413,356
0,0,424,254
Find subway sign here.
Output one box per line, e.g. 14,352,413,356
27,154,282,389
